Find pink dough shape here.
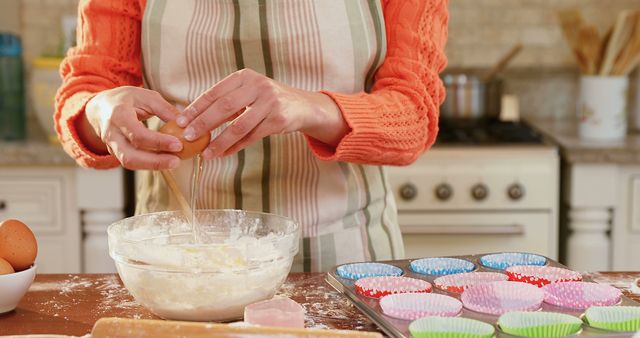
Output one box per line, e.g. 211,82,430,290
244,297,305,328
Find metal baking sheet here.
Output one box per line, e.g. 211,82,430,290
326,253,640,338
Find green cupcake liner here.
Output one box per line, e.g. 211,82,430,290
584,306,640,332
408,316,495,338
498,311,582,337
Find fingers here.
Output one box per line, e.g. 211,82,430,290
178,70,250,127
183,84,260,141
202,97,272,159
215,121,275,158
105,129,181,170
137,89,182,122
121,119,183,153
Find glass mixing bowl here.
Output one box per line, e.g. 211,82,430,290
107,210,300,321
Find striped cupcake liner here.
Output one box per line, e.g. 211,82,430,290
480,252,546,270
434,272,508,293
410,257,476,276
379,293,462,321
506,265,582,287
498,311,582,337
542,282,622,309
355,276,431,298
461,281,544,315
409,316,495,338
335,262,403,280
584,306,640,332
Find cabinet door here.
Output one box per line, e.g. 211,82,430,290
0,169,81,273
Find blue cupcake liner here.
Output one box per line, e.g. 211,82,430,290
336,262,403,280
410,257,475,276
480,252,546,270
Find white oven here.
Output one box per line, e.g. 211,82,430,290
387,146,559,260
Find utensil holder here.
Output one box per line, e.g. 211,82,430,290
578,76,628,141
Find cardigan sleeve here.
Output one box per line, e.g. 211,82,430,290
306,0,448,166
54,0,145,169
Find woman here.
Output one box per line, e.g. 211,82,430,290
55,0,448,272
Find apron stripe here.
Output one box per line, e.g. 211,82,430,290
232,0,246,210
364,0,386,92
357,165,375,261
258,0,272,213
141,0,166,90
378,166,395,257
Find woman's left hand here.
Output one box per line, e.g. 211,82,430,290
176,68,349,160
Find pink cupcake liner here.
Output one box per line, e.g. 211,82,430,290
355,276,432,299
461,281,544,315
379,293,462,321
506,265,582,287
542,281,622,309
434,272,509,293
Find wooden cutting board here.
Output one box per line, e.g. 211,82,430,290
91,318,383,338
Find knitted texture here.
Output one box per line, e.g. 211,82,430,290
55,0,448,169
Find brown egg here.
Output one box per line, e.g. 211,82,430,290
159,120,211,159
0,219,38,271
0,257,14,275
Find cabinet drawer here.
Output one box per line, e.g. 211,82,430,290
0,177,64,234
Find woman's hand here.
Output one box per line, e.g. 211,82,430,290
176,68,349,160
82,86,184,170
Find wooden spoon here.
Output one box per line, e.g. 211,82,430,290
578,25,602,75
483,44,523,82
160,169,193,223
557,9,587,72
600,10,634,75
612,11,640,75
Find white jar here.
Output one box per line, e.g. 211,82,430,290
578,76,628,141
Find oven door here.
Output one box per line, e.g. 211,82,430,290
399,211,557,260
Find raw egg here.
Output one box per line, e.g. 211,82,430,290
159,120,211,159
0,257,14,275
0,219,38,271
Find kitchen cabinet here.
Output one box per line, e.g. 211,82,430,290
0,141,125,273
0,167,80,273
528,118,640,271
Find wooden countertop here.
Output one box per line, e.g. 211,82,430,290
526,118,640,164
1,272,639,337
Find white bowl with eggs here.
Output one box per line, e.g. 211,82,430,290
108,209,300,322
0,264,36,313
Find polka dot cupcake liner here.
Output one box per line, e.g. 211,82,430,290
409,316,495,338
461,281,544,315
410,257,476,276
584,306,640,332
335,262,402,280
542,281,622,309
434,272,508,293
498,311,582,337
506,265,582,287
354,276,432,299
479,252,547,270
379,293,462,321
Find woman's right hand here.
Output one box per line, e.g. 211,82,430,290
83,86,184,170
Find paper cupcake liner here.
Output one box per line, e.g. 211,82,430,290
461,281,544,315
542,282,622,309
506,265,582,287
410,257,476,276
355,276,432,298
498,311,582,337
480,252,547,270
335,262,403,280
434,272,508,293
584,306,640,332
409,316,495,338
379,293,462,321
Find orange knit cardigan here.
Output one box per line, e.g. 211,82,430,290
54,0,448,169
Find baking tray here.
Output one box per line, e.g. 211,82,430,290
326,253,640,338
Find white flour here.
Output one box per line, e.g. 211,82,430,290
115,230,293,321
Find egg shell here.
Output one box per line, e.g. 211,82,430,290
0,257,14,275
0,219,38,271
159,120,211,159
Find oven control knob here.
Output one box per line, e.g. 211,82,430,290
507,183,525,201
434,183,453,201
471,184,489,201
399,183,418,201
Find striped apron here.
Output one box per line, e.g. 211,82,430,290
136,0,404,272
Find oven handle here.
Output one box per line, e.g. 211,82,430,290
400,224,525,235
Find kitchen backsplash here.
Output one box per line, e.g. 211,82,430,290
16,0,640,124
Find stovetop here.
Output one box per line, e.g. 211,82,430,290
436,119,545,145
